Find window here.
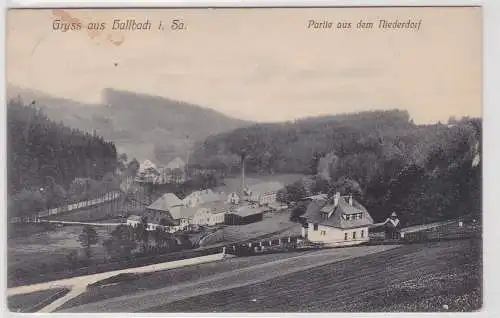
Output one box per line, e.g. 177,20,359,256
352,231,357,239
344,232,348,240
313,223,319,231
361,230,365,238
322,213,328,220
320,230,326,236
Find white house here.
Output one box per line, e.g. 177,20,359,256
136,159,160,183
227,192,241,204
246,181,285,205
127,215,142,227
301,192,374,246
191,201,233,226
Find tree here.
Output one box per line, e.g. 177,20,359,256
7,99,118,216
172,168,184,184
290,202,308,222
134,216,150,252
78,225,99,260
283,181,307,203
103,225,137,259
153,227,164,250
126,158,140,178
276,189,287,203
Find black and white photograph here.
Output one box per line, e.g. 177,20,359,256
5,6,482,313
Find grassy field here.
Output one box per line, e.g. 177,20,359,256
221,212,301,243
8,288,70,312
148,238,481,312
8,224,113,284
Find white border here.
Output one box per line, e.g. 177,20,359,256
2,1,499,318
4,0,485,8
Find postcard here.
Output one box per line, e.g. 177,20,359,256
5,6,482,313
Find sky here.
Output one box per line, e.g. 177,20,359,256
6,7,482,124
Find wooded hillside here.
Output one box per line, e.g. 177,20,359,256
191,110,482,225
8,99,119,217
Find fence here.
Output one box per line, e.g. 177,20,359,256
369,219,481,244
9,191,122,223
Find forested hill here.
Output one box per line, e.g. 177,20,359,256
191,109,481,224
7,99,119,217
7,85,253,165
191,110,421,173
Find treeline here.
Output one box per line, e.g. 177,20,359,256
8,99,119,218
190,110,417,174
192,109,481,225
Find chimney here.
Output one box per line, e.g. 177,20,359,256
334,192,340,207
349,195,353,206
240,155,246,197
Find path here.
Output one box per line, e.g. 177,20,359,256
8,251,229,312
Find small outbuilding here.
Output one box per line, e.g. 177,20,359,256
225,205,266,225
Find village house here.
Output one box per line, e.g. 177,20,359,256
245,181,285,206
164,157,187,184
146,193,185,230
192,201,234,226
136,159,160,183
301,192,374,246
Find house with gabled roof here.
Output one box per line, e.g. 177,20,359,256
301,192,374,246
146,193,184,227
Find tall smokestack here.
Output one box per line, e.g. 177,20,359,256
240,154,246,197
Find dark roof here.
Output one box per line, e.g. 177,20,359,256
302,197,374,229
230,205,266,218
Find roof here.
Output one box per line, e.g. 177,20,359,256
148,193,183,211
139,159,157,172
127,215,142,222
184,189,223,204
198,201,236,214
303,193,328,201
166,157,186,170
302,197,374,229
231,205,267,217
248,181,285,195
